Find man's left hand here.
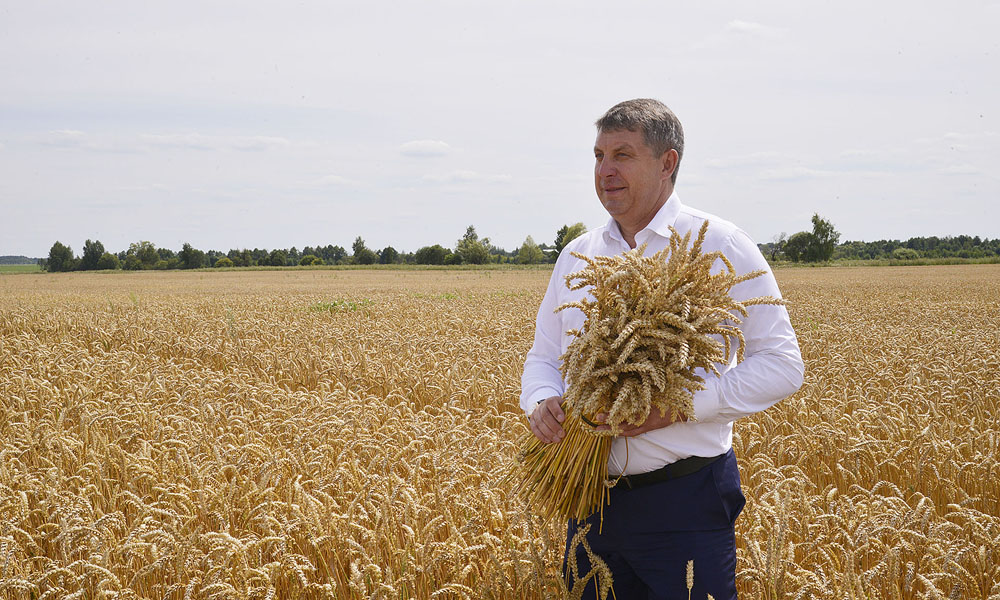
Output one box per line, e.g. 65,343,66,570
592,406,687,437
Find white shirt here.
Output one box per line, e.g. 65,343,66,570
520,193,804,475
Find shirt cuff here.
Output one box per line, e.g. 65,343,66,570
523,387,563,416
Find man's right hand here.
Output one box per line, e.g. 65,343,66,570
529,396,565,444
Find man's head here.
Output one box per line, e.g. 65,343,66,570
593,99,683,237
595,98,684,185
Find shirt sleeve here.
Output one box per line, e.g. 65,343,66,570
519,256,571,415
690,229,805,424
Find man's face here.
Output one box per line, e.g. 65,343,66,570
594,128,674,224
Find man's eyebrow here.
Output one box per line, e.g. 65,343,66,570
594,143,636,154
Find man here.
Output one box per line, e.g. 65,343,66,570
520,99,804,599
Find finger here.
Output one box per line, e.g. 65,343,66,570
543,398,565,423
529,411,548,442
619,423,650,437
532,421,560,444
539,414,565,443
534,410,565,443
588,413,610,433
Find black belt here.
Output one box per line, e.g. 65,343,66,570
609,453,724,490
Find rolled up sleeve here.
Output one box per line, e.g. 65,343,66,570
690,230,804,424
520,260,571,415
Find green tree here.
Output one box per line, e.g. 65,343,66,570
356,249,378,265
455,225,490,264
80,239,105,271
315,245,347,264
414,244,451,265
517,236,544,264
807,213,840,262
46,241,76,272
214,257,235,268
784,231,813,263
179,243,206,269
128,241,159,269
769,232,787,262
96,252,121,270
554,222,587,257
299,254,324,266
352,237,378,265
379,246,399,264
123,254,143,270
268,249,288,267
157,247,176,261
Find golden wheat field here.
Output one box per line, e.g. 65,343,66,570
1,265,998,599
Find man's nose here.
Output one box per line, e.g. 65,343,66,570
596,159,617,178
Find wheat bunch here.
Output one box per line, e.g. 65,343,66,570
517,222,782,522
560,221,782,432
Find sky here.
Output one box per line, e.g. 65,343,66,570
1,1,998,257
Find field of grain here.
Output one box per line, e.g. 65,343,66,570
1,266,998,599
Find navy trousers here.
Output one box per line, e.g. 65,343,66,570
564,448,745,600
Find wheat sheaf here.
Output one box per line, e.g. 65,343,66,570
517,221,784,522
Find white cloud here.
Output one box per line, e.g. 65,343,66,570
695,19,787,50
399,140,451,157
229,136,292,152
705,151,787,169
725,20,785,38
943,131,996,142
939,164,981,175
422,170,511,184
37,129,96,149
310,174,359,186
28,131,294,153
756,166,836,181
140,133,215,150
140,134,291,152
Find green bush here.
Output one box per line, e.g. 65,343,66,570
96,252,121,270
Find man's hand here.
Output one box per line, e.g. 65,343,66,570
592,406,687,437
529,396,565,444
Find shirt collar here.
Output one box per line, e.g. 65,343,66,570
602,192,683,247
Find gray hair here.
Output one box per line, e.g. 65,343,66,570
596,98,684,183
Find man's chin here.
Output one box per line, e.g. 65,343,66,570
599,199,629,216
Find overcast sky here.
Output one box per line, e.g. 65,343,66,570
2,1,998,257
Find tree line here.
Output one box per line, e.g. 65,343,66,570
39,223,589,272
759,213,1000,262
35,213,1000,272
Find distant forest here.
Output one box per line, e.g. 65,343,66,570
0,255,39,265
33,223,588,272
758,234,1000,262
18,214,1000,272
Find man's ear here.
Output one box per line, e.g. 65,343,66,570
662,149,679,180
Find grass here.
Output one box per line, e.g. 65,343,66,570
200,263,554,272
307,298,374,312
770,256,1000,268
0,264,42,273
